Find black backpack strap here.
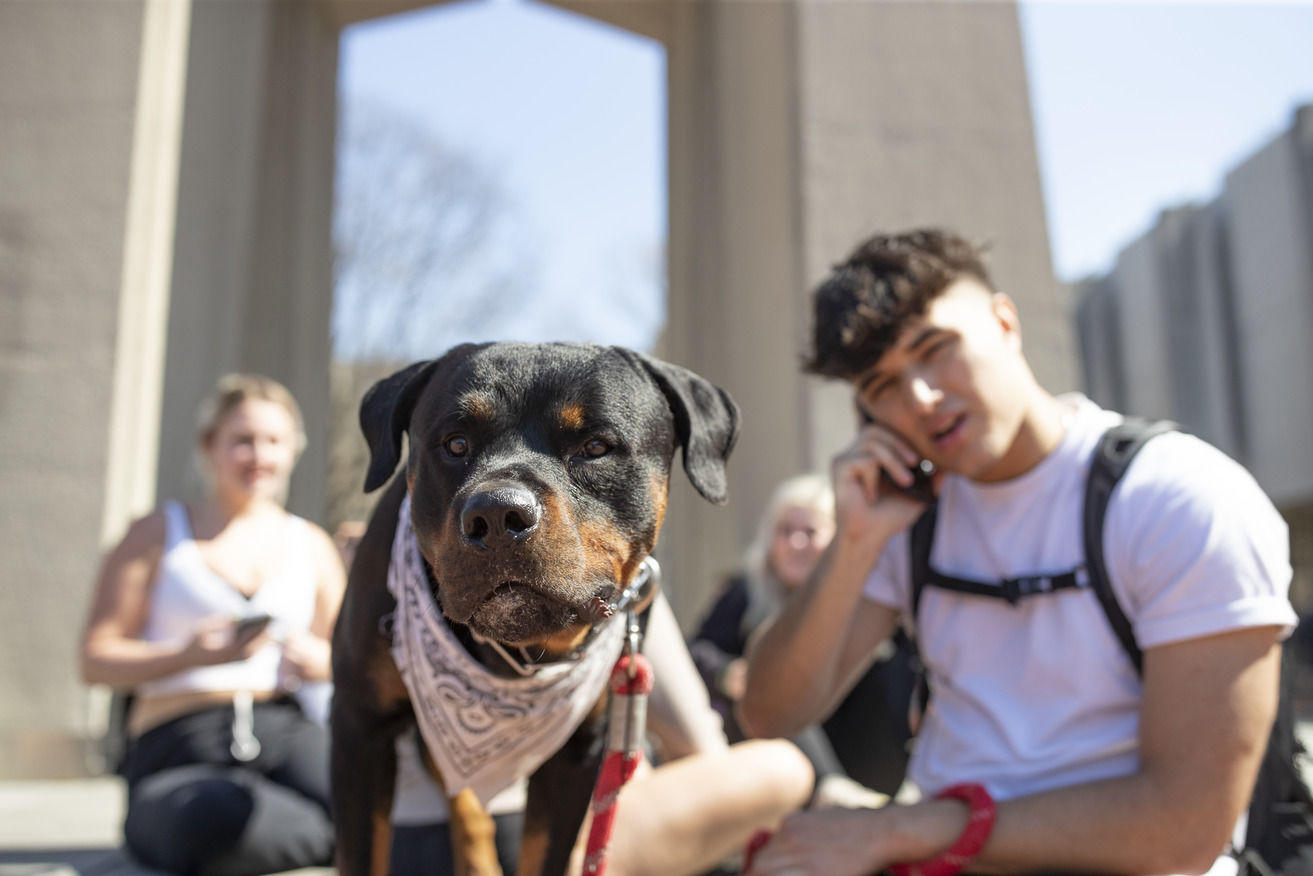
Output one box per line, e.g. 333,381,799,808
910,502,1085,609
922,566,1088,606
1082,417,1178,676
909,505,938,624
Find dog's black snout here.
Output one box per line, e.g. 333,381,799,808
461,484,542,549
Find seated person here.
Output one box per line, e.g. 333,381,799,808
741,228,1296,875
80,373,346,876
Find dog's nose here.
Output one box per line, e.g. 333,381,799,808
460,484,542,549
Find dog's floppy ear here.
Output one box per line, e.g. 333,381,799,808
359,359,440,492
626,350,740,505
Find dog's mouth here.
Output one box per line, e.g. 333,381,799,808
466,580,611,647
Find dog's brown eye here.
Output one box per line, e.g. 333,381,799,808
444,435,469,458
581,439,610,458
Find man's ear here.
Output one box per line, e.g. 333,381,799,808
990,292,1023,351
620,349,741,505
358,359,440,492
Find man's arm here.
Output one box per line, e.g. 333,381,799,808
739,420,931,739
748,624,1282,876
738,540,901,739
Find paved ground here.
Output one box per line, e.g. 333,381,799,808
0,778,332,876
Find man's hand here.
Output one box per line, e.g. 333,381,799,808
831,420,938,549
744,807,892,876
745,800,968,876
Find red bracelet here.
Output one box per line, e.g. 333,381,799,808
888,783,996,876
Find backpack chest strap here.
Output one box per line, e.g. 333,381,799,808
921,565,1090,607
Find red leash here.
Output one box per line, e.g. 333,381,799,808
582,652,654,875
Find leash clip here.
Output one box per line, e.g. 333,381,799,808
611,556,660,621
616,557,660,676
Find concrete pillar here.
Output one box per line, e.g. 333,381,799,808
0,0,151,777
0,0,338,778
652,0,1068,625
156,0,338,519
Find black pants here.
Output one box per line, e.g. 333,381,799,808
121,698,334,876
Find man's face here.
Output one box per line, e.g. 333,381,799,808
852,279,1031,481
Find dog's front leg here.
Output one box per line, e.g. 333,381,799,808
518,696,608,876
449,787,503,876
331,478,414,876
413,736,504,876
330,658,407,876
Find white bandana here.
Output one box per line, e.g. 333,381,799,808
388,494,625,805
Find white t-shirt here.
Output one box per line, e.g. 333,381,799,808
863,394,1296,807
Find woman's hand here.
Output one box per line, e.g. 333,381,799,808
182,616,271,668
277,629,332,686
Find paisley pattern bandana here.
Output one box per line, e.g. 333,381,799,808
388,494,625,804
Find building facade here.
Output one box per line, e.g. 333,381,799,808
1073,105,1313,618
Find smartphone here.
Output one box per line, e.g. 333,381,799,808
856,400,938,503
234,613,273,640
881,458,937,503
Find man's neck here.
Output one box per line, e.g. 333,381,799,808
974,390,1069,483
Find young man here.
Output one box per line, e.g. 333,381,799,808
739,228,1297,876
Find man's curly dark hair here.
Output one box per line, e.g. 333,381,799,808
803,228,995,380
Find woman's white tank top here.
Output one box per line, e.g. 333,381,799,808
135,501,319,697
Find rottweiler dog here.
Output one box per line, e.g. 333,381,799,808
330,341,739,876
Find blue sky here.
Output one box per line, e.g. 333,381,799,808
1018,1,1313,280
337,0,1313,354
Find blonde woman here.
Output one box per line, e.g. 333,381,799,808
81,374,345,875
689,474,916,801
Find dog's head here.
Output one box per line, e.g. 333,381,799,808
360,342,739,648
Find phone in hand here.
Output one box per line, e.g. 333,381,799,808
856,400,938,503
881,458,937,503
234,613,273,640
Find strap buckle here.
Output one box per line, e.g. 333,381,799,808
1002,574,1051,605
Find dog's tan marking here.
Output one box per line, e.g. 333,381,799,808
516,826,550,876
367,649,410,710
460,392,497,422
370,810,392,876
650,474,668,538
576,520,627,584
537,623,594,657
449,787,502,876
558,401,587,432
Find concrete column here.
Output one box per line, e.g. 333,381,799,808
0,0,339,778
656,0,1068,625
0,0,151,777
0,1,150,782
155,0,338,521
